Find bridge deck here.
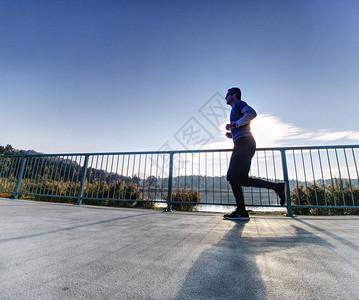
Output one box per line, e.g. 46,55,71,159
0,198,358,299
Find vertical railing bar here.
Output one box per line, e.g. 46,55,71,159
225,151,230,204
21,156,30,194
117,154,123,199
177,153,181,191
1,157,9,191
51,156,58,195
309,150,319,206
119,154,126,200
184,152,187,191
45,156,55,196
3,157,10,191
26,157,36,195
4,157,13,192
138,154,143,200
29,156,39,194
343,149,355,207
5,156,13,192
198,152,201,201
56,155,66,196
10,157,19,193
154,154,159,202
219,152,222,204
61,156,71,198
272,150,278,182
5,157,13,192
0,157,6,191
53,156,63,196
96,155,104,199
58,156,66,197
256,151,262,205
0,157,5,190
77,155,89,205
133,154,140,200
124,154,131,200
264,151,271,205
4,157,14,192
14,156,27,199
2,157,11,189
129,154,137,200
4,157,11,192
91,155,98,199
68,156,77,198
75,156,84,198
318,149,328,207
8,157,17,192
66,155,75,198
130,154,136,199
352,148,359,186
166,152,174,211
249,159,254,205
17,156,29,192
32,156,42,195
335,149,345,206
20,156,31,194
37,156,47,196
7,157,16,192
10,157,19,192
281,149,292,216
112,155,120,200
47,156,57,196
326,149,337,206
100,155,109,199
191,152,194,193
41,156,50,196
54,156,64,196
160,155,165,201
107,155,114,199
205,152,208,203
48,156,57,195
148,154,154,201
301,150,310,206
142,154,147,200
85,155,94,198
33,157,41,196
212,152,215,204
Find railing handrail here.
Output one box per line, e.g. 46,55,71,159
1,144,359,158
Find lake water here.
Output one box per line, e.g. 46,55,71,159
155,202,286,213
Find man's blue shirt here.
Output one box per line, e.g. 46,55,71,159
230,100,256,142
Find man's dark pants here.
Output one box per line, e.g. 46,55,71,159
227,135,278,213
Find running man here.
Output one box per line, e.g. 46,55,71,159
223,87,287,221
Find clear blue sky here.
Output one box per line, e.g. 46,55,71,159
1,0,359,153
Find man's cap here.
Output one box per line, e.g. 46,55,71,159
226,87,242,99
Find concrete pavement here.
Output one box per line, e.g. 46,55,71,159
0,198,358,299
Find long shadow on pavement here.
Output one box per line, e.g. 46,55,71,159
176,219,332,300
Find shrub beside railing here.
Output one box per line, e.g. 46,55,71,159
164,189,201,211
291,180,359,215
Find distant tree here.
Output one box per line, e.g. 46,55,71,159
132,175,141,185
0,144,15,155
147,175,157,188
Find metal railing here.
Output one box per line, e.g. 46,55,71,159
1,145,359,216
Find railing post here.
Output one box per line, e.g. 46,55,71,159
76,155,89,205
165,152,174,212
280,149,293,216
14,156,27,199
